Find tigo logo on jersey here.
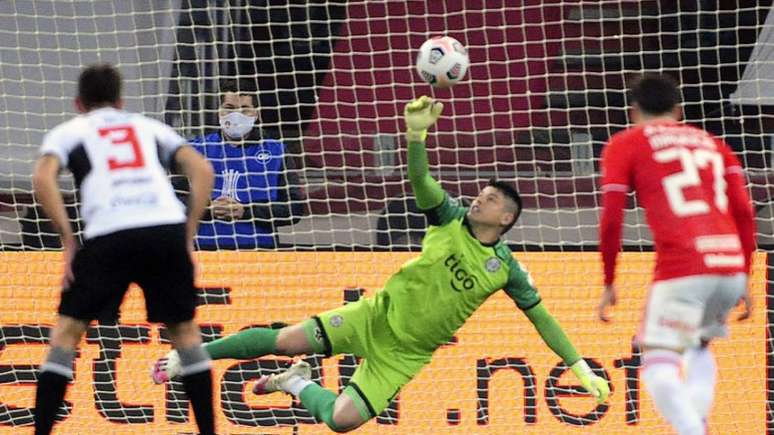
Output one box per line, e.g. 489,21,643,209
445,253,480,292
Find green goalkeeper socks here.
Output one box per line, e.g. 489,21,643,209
299,382,340,431
203,327,278,360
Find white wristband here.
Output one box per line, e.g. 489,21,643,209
570,359,593,377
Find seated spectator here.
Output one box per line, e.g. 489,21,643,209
183,78,304,249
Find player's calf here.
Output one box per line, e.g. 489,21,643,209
684,344,717,419
252,361,367,433
152,321,318,385
35,346,76,435
165,321,215,435
35,315,88,435
642,348,704,435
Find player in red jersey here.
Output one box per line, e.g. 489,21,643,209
596,74,755,435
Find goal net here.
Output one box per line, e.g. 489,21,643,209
0,1,770,434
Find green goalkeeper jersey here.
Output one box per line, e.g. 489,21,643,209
373,135,543,353
377,194,540,353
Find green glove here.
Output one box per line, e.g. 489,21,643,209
570,359,610,405
404,95,444,143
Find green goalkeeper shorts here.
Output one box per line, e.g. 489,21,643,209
313,296,432,417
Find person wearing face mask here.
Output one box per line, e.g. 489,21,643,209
183,78,305,249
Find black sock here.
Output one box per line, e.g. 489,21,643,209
34,371,69,435
181,369,215,435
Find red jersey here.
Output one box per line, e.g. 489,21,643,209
599,119,756,284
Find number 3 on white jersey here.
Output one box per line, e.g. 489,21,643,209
654,147,727,216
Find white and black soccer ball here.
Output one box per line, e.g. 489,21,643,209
415,36,469,88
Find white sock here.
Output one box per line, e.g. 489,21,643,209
280,375,313,397
641,350,704,435
684,346,716,419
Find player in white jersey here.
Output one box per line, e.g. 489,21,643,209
32,64,216,435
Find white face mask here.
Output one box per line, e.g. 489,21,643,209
219,112,257,139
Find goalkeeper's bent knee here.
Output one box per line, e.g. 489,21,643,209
301,318,328,354
298,383,370,433
298,382,342,431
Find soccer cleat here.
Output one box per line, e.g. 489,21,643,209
252,360,311,395
150,350,182,384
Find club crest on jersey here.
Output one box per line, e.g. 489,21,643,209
485,257,501,273
329,315,344,328
255,151,272,163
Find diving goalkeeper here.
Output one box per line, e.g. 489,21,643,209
151,96,610,432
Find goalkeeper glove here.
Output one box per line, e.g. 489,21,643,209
404,95,443,143
570,359,610,404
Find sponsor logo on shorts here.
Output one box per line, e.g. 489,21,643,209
485,257,501,273
658,316,696,333
329,315,344,328
444,253,480,292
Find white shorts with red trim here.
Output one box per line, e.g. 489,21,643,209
638,273,746,350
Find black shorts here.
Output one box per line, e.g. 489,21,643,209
58,224,196,324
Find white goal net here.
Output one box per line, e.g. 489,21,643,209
0,1,770,434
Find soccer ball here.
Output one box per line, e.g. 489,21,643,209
415,36,469,88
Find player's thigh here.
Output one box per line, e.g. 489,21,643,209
700,273,746,340
275,322,315,356
315,298,376,357
133,225,197,324
59,238,132,323
639,275,712,351
347,353,429,418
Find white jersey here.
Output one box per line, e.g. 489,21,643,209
39,107,187,239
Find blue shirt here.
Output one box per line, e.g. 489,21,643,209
191,131,286,249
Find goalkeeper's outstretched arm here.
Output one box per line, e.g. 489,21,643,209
523,302,581,365
404,96,445,210
523,302,610,404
